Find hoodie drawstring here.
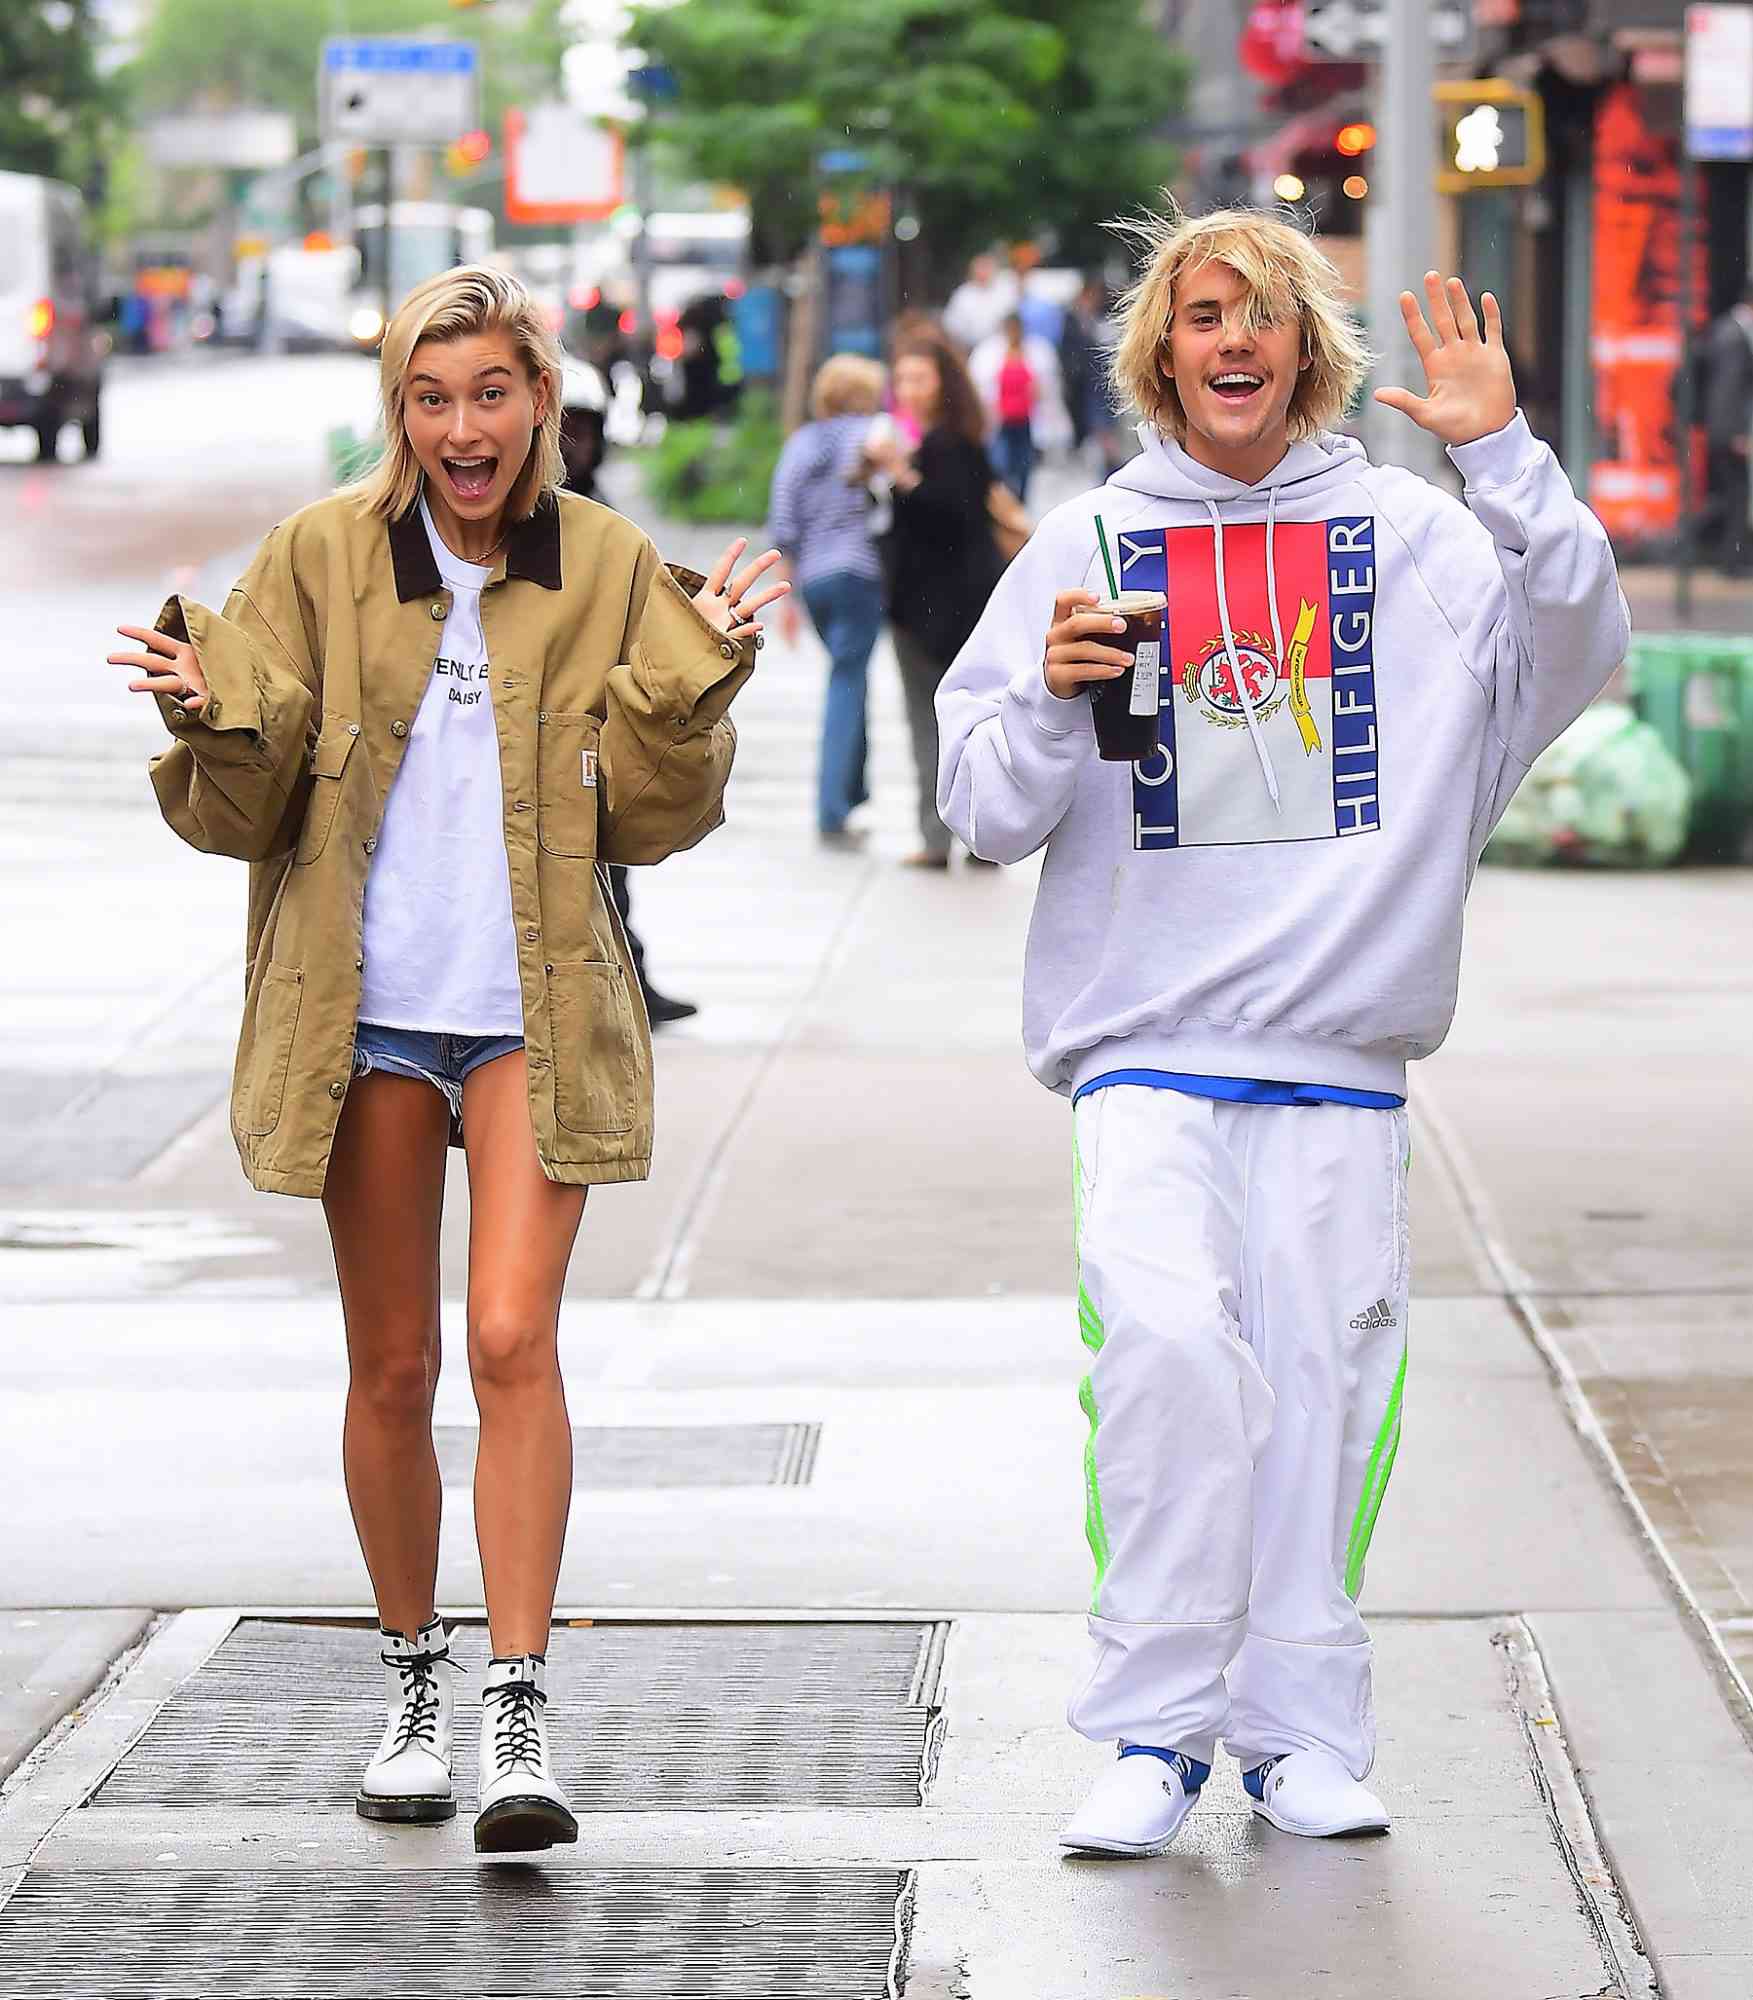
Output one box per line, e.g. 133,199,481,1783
1204,495,1283,811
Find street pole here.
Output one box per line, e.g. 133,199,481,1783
1366,0,1443,480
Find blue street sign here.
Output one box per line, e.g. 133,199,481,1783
320,37,480,145
325,41,476,74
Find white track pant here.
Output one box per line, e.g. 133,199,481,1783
1067,1084,1410,1777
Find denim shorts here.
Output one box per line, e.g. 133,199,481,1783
351,1022,524,1137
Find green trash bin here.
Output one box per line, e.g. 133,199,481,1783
1624,634,1753,861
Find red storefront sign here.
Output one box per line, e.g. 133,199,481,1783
1590,82,1706,544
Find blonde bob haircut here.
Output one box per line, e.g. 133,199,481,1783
1109,202,1371,445
351,264,565,521
811,352,886,421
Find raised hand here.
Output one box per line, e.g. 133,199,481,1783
1373,271,1516,448
691,535,790,644
109,624,210,714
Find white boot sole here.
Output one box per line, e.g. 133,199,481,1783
1249,1799,1390,1838
474,1794,580,1854
355,1789,456,1825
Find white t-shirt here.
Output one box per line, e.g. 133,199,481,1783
358,498,524,1034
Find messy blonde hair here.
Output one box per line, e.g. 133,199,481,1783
352,264,564,520
1109,202,1371,444
811,353,886,420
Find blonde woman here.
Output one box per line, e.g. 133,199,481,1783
938,205,1628,1856
109,267,787,1853
765,353,888,844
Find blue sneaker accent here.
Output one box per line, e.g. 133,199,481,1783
1118,1744,1211,1793
1241,1756,1282,1802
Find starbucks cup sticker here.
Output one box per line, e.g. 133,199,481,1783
1129,641,1160,717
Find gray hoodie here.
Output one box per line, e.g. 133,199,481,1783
936,412,1631,1097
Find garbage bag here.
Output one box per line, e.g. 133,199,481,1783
1484,702,1692,869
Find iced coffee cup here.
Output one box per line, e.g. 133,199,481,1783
1089,590,1166,762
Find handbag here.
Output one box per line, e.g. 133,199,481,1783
988,479,1034,565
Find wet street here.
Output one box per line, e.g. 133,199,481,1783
3,353,1753,1996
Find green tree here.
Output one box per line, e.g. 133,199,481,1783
0,1,112,187
626,0,1186,280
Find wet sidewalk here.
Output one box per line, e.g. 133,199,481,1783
3,443,1752,1995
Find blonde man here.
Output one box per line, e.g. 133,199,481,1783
937,207,1628,1854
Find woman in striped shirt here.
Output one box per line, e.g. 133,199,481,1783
766,356,889,845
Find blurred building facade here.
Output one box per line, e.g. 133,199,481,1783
1161,1,1739,553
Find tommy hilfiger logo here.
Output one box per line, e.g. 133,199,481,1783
1350,1298,1398,1330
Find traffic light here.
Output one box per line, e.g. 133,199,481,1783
1434,81,1545,193
446,128,492,176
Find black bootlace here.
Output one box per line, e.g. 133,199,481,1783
383,1643,450,1756
487,1679,546,1775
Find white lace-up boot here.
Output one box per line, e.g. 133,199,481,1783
355,1617,457,1824
475,1652,578,1854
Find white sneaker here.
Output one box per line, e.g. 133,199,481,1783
1243,1749,1391,1836
475,1653,579,1854
356,1617,457,1824
1060,1748,1209,1857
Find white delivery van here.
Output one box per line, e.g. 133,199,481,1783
0,170,104,462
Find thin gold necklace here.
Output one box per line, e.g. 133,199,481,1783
425,488,510,567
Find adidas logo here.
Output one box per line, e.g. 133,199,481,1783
1349,1297,1398,1330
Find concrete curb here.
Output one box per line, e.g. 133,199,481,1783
0,1611,155,1790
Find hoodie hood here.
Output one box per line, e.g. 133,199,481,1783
1108,422,1370,505
1103,427,1372,811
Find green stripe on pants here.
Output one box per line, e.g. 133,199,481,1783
1344,1341,1407,1600
1073,1122,1111,1613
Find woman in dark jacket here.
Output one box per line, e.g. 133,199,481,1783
868,334,1002,868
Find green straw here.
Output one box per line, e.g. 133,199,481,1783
1094,514,1120,598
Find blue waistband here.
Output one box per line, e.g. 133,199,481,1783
1073,1067,1406,1111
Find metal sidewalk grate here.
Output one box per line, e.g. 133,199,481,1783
430,1422,821,1489
0,1866,914,1998
91,1619,949,1812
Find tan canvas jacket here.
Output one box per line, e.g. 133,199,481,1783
147,486,754,1197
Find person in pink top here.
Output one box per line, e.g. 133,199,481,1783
990,313,1038,503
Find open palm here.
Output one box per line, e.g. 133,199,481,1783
1373,271,1516,448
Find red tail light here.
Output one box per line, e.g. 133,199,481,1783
28,298,54,341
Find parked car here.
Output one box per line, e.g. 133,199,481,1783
0,170,104,462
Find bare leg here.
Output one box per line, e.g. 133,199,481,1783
322,1073,451,1637
461,1050,587,1657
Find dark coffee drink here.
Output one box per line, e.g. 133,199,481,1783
1089,591,1166,762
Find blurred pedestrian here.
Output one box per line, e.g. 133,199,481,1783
1059,277,1109,451
558,357,699,1025
939,205,1628,1860
675,293,731,420
1701,283,1753,576
971,312,1072,502
885,310,943,447
866,334,1002,868
977,313,1043,505
111,265,785,1853
766,354,889,844
943,252,1019,355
